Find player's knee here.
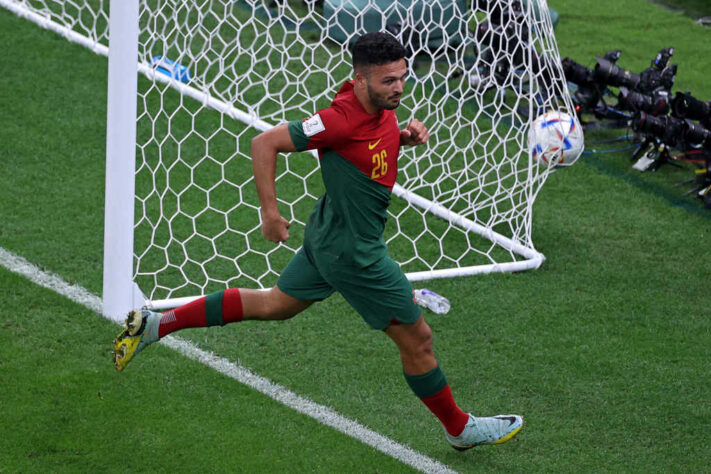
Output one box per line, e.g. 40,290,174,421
404,320,433,358
416,323,434,356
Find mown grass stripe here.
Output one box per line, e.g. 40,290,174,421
0,246,455,474
580,155,711,220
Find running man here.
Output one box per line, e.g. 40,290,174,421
113,32,523,450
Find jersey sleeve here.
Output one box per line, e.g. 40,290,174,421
288,106,351,152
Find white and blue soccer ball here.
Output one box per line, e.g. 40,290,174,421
528,111,584,166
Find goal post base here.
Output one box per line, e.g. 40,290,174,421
144,253,544,312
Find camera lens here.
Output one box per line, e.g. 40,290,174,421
633,112,683,146
672,92,711,124
684,119,711,149
594,57,641,89
562,58,593,85
619,89,669,115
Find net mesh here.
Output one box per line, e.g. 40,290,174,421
4,0,577,301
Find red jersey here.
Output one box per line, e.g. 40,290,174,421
287,81,403,266
291,80,401,189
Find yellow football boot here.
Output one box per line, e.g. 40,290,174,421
112,309,161,372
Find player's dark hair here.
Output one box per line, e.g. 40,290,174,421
351,32,406,71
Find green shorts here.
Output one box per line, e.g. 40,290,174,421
277,246,421,330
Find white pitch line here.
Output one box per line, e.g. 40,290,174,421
0,246,456,474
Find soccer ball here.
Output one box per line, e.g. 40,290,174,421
528,111,584,166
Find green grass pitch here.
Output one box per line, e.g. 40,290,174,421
1,1,711,472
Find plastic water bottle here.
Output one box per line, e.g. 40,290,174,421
150,56,192,84
413,289,450,315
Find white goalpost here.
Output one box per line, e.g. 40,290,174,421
2,0,580,321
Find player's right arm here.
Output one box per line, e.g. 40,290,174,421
253,107,348,243
251,124,297,243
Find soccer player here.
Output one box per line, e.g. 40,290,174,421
113,32,523,450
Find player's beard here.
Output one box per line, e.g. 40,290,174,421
367,83,401,110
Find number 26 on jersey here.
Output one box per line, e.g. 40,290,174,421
371,149,388,179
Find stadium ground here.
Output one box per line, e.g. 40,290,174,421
1,1,710,472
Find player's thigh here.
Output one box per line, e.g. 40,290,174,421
277,247,335,302
331,255,421,330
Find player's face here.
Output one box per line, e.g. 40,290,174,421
365,59,408,111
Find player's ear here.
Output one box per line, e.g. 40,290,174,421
354,67,368,86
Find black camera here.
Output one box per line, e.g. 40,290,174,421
594,57,641,90
634,112,711,149
562,58,602,111
594,47,676,94
562,50,621,86
561,57,594,85
632,112,684,146
638,47,677,93
683,119,711,149
618,87,670,115
561,50,630,120
603,49,622,64
638,64,676,92
672,91,711,128
474,0,527,41
475,0,524,26
652,47,674,70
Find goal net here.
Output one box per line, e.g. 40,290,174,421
3,0,579,315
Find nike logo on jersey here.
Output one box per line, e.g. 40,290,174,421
368,138,382,150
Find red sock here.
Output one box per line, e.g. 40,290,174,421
158,288,243,338
420,385,470,436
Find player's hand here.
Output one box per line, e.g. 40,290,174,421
261,212,290,243
400,119,429,146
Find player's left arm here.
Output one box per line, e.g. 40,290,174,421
399,119,429,147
